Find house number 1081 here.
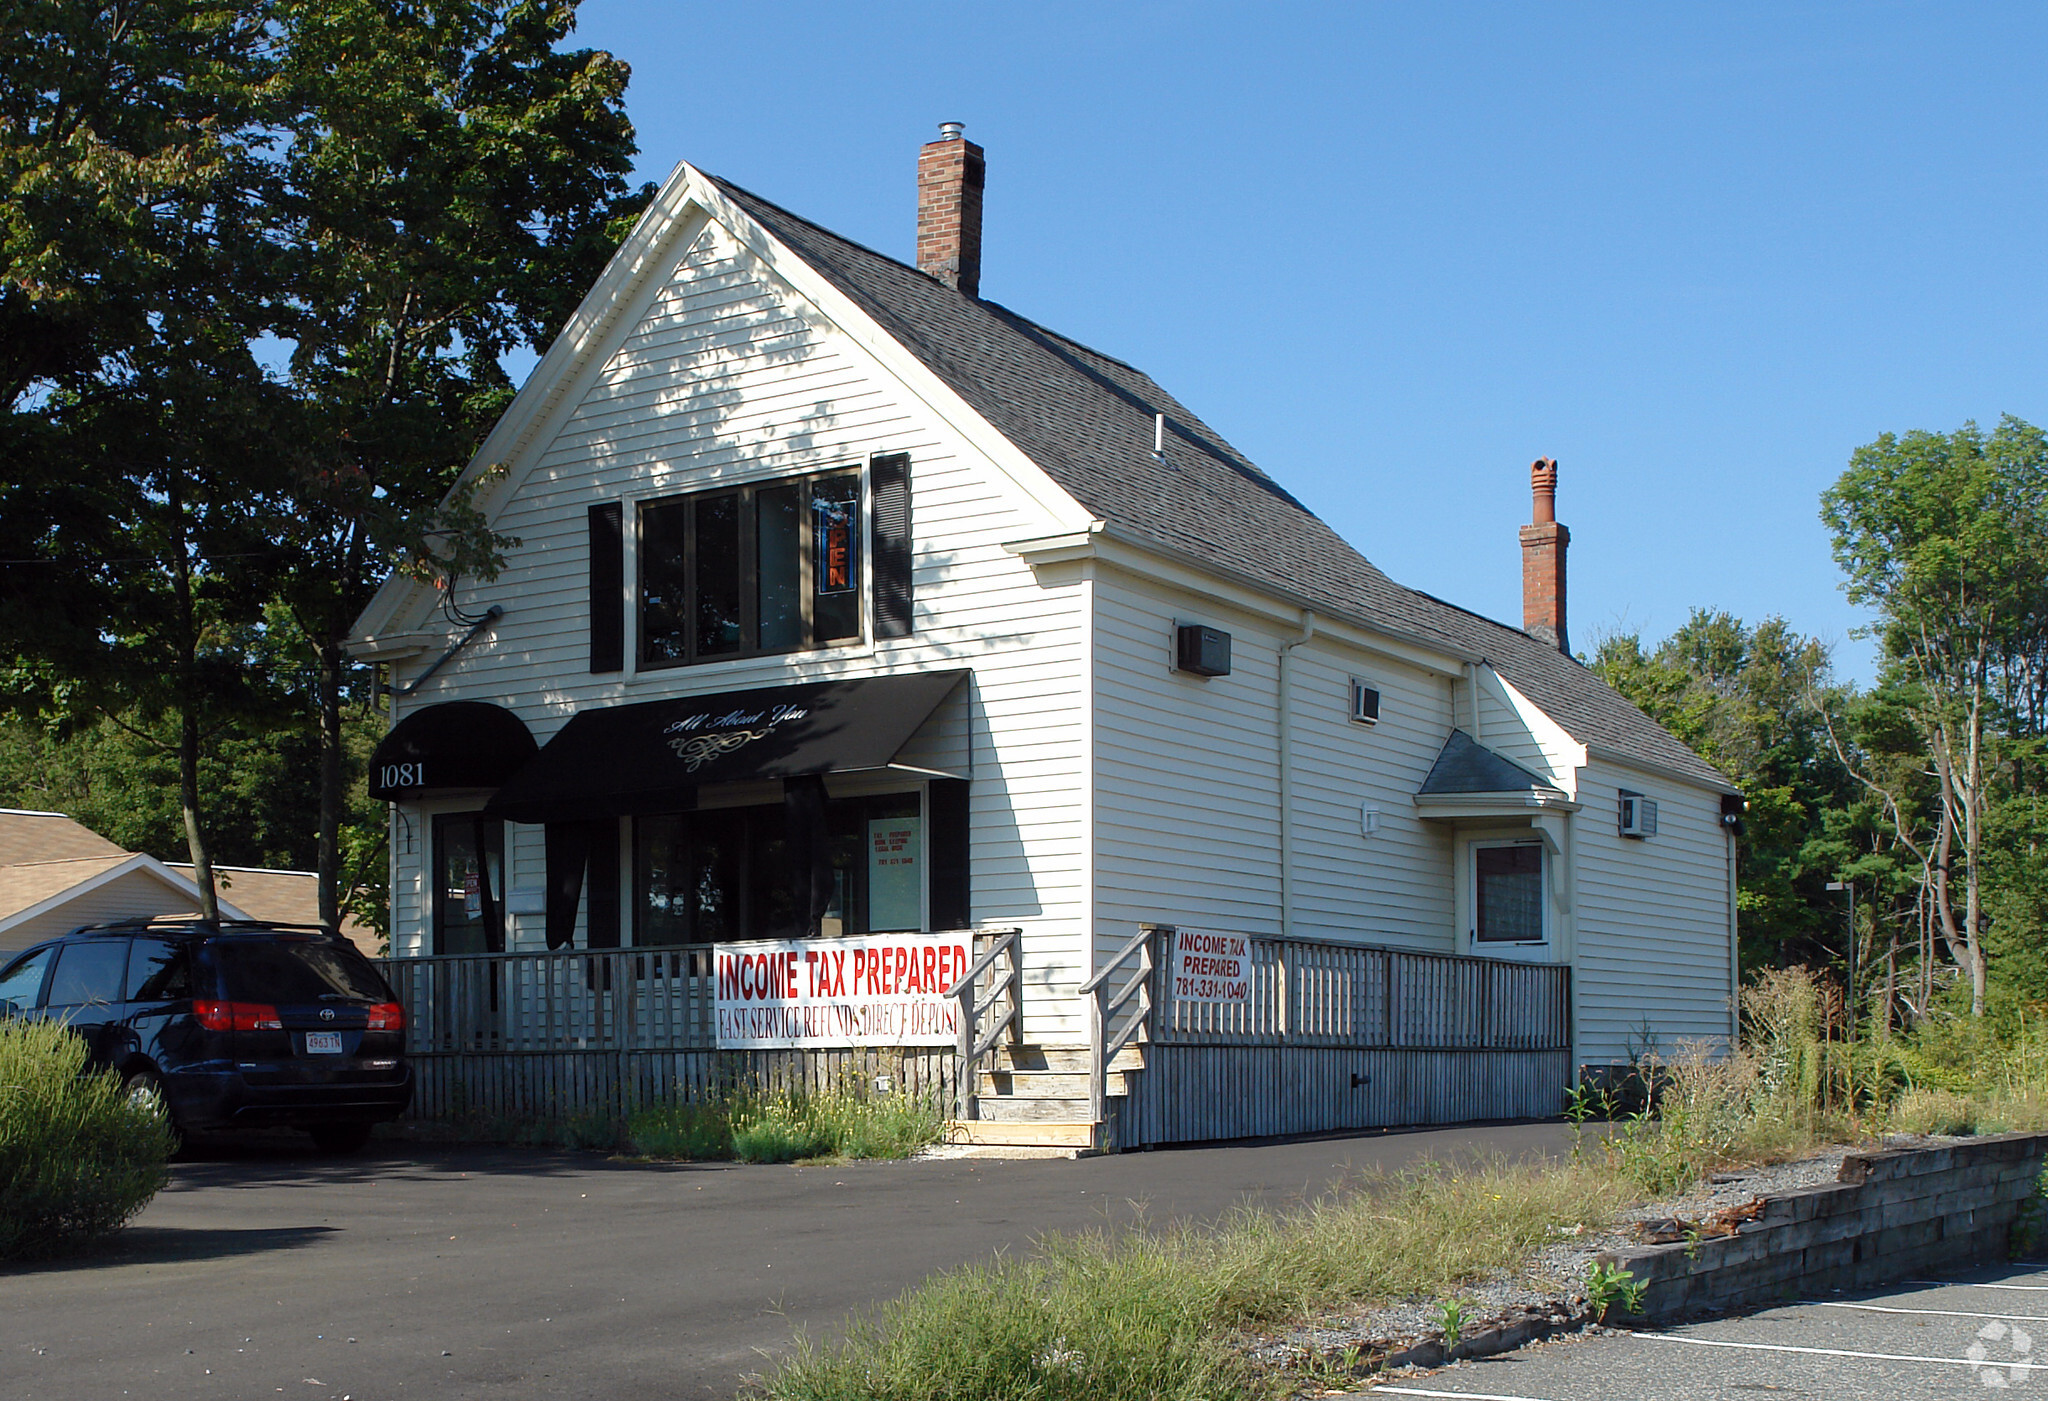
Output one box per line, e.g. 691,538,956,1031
380,763,425,789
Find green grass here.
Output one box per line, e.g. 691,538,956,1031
628,1078,944,1165
745,1157,1619,1401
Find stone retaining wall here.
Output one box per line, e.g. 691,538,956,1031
1600,1133,2048,1323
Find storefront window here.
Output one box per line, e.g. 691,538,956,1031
434,813,505,954
639,469,863,667
1474,842,1543,943
635,792,921,944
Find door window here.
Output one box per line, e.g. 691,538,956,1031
434,814,505,955
0,947,53,1012
45,940,131,1007
1474,843,1545,944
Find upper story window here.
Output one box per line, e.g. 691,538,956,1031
639,470,863,667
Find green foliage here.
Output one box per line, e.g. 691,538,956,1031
627,1079,945,1165
0,1021,171,1260
1585,1261,1645,1323
1592,613,1865,974
1436,1297,1470,1349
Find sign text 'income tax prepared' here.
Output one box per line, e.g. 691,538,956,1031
714,933,968,1048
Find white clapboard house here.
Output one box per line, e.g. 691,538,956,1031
349,127,1741,1149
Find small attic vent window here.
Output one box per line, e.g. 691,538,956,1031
1349,679,1380,726
1175,624,1231,678
1619,790,1659,839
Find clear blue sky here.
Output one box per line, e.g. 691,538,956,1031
568,1,2048,686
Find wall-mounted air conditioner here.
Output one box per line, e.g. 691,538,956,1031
1349,678,1380,725
1619,791,1659,839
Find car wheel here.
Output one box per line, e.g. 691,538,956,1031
123,1069,183,1156
307,1123,374,1155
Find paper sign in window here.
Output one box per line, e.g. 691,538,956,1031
867,816,922,932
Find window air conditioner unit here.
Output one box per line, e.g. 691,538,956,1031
1175,624,1232,677
1349,679,1380,725
1619,792,1659,839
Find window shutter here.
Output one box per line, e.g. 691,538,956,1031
871,454,912,638
927,779,970,931
588,503,623,672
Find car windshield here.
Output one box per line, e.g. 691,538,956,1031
216,939,390,1004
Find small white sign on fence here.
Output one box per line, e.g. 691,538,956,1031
1168,928,1252,1005
714,932,969,1048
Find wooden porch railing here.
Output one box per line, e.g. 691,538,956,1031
944,927,1022,1119
1081,924,1159,1123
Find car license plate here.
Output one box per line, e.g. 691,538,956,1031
305,1031,343,1054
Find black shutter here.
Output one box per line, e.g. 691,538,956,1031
871,454,912,638
927,779,970,931
585,819,621,949
588,502,624,672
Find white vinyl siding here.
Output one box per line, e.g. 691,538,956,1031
379,217,1092,1042
1572,757,1735,1063
1089,571,1459,959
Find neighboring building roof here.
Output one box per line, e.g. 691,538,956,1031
712,178,1733,794
0,854,142,922
1418,731,1562,797
164,865,379,956
0,809,128,865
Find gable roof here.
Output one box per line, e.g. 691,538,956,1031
0,810,128,865
1418,730,1562,797
711,179,1732,794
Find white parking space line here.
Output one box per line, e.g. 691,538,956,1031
1818,1300,2048,1323
1909,1279,2048,1291
1371,1388,1558,1401
1628,1331,2048,1371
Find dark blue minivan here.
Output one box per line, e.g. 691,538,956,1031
0,919,413,1153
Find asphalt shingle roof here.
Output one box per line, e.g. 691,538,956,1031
714,178,1732,794
1417,730,1562,796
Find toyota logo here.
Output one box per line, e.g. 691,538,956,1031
319,1008,336,1021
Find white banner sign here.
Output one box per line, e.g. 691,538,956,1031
1168,928,1252,1004
714,933,968,1048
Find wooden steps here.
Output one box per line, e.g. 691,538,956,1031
947,1043,1146,1151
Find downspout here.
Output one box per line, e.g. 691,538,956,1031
1278,609,1316,937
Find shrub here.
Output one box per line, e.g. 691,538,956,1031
628,1101,733,1160
0,1021,171,1260
1889,1087,1976,1137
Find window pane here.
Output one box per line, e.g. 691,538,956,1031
636,815,693,946
756,483,803,651
694,493,744,657
218,940,391,1003
0,947,53,1010
46,941,130,1006
640,500,690,664
867,814,923,932
811,474,861,643
1476,845,1543,942
127,938,192,1002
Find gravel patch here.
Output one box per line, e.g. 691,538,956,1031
1246,1135,1963,1382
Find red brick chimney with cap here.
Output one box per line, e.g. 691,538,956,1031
1520,458,1569,653
917,122,984,297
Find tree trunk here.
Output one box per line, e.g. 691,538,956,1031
167,471,218,920
316,637,345,930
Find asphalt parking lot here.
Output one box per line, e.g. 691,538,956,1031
1370,1263,2048,1399
1,1120,1566,1401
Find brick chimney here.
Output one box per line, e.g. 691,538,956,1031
1520,458,1569,653
917,122,983,297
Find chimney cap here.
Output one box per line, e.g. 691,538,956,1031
937,121,965,141
1530,457,1558,491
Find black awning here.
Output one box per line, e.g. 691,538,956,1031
483,670,970,825
369,701,540,800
